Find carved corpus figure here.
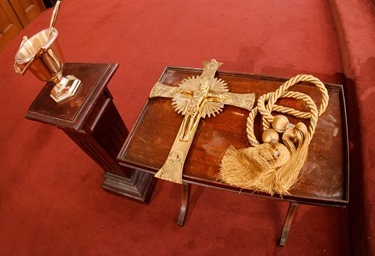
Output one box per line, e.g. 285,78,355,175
149,59,255,183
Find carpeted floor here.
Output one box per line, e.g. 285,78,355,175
0,0,365,255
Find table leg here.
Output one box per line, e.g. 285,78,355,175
177,181,191,226
279,202,299,246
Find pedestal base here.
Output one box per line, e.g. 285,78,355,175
103,170,156,204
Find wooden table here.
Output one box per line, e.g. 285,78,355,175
26,63,156,203
117,66,349,245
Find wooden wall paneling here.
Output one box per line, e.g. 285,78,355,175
8,0,43,27
0,0,23,52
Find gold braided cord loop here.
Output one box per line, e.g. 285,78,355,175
246,107,260,146
261,92,318,141
246,92,319,146
261,74,329,117
246,75,329,146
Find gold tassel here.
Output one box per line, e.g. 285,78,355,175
274,123,309,194
219,74,329,195
219,141,291,195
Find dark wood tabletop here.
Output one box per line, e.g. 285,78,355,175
118,66,349,207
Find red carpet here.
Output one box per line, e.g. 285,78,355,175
2,0,373,254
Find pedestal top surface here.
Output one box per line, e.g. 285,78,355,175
26,63,118,130
118,66,349,206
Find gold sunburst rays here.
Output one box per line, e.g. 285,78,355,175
172,76,228,118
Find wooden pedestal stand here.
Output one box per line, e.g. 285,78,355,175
26,63,156,203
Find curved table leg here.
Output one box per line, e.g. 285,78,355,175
177,181,191,226
279,202,299,246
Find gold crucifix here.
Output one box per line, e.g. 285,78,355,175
149,59,255,183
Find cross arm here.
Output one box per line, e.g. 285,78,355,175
150,82,255,112
206,92,255,111
222,92,255,111
149,82,179,99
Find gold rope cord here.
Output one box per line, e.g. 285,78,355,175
219,74,329,195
